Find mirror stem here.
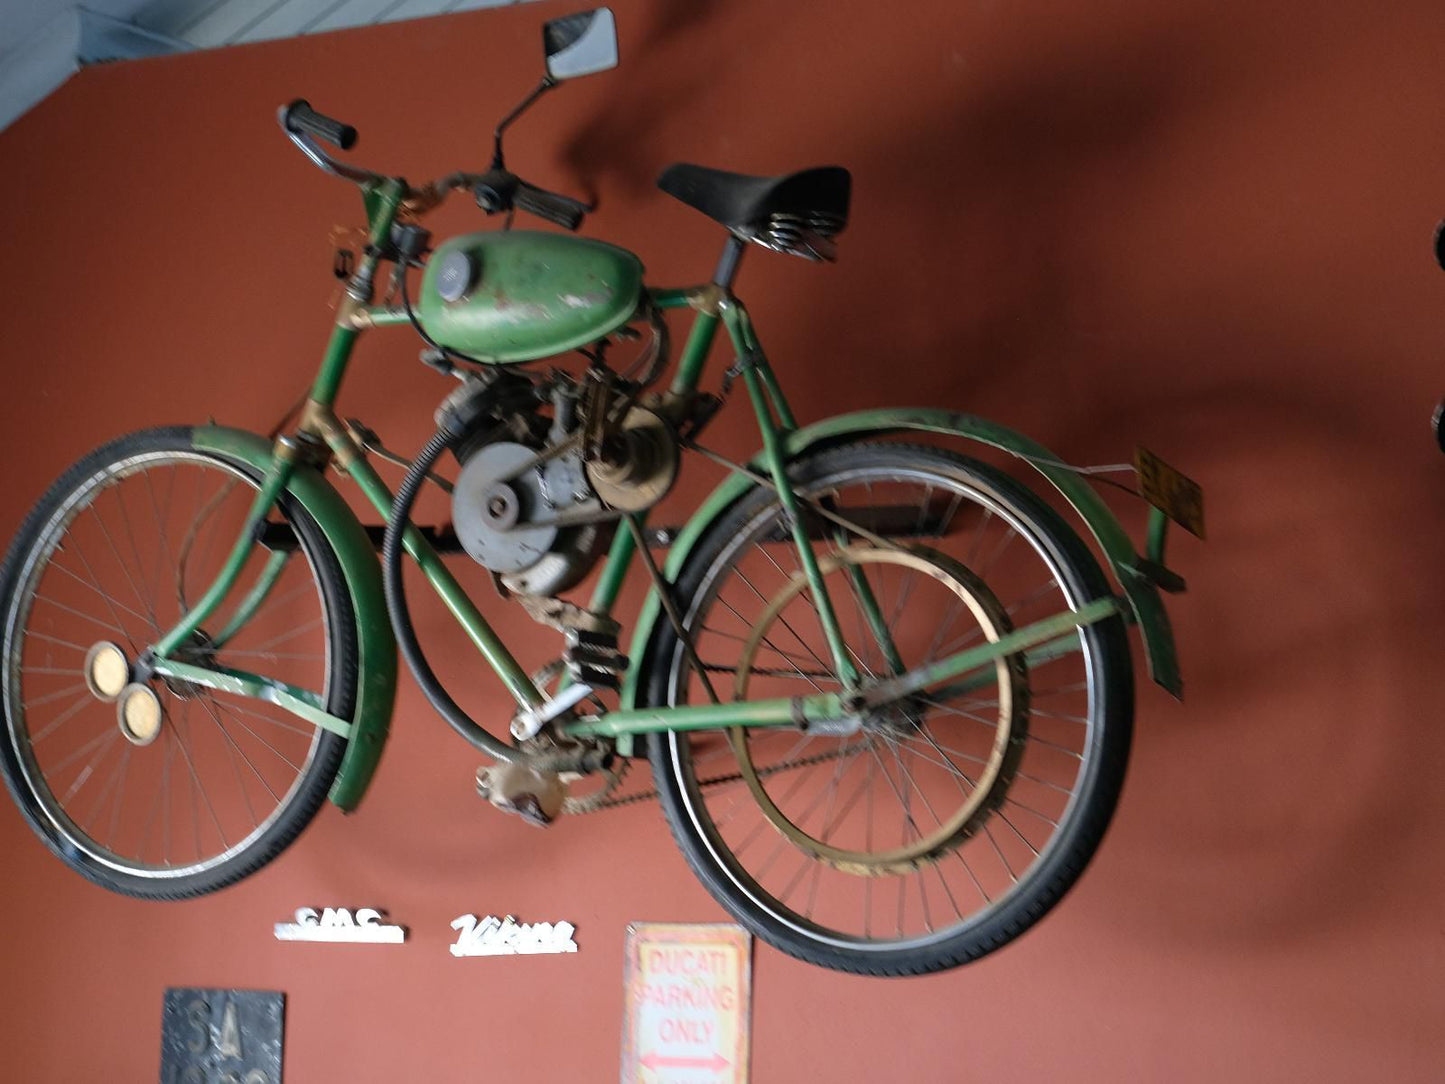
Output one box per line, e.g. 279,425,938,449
491,75,557,169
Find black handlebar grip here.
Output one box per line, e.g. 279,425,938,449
515,184,587,231
283,99,357,151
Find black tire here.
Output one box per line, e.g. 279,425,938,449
0,427,357,898
646,443,1134,975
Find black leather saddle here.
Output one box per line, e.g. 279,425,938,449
657,163,851,260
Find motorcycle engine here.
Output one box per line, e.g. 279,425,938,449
441,372,607,598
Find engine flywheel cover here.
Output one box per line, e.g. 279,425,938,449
453,442,559,573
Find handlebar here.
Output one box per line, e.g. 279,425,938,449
282,99,356,150
278,99,588,231
515,182,588,230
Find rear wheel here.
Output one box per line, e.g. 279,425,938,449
647,443,1133,975
0,428,357,898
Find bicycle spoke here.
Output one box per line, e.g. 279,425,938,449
242,615,325,654
171,702,228,854
658,452,1112,956
237,576,316,629
60,731,121,805
87,500,155,638
207,699,306,771
23,630,91,652
26,679,91,713
211,649,327,661
196,696,263,825
82,740,131,824
45,726,120,780
32,593,130,641
112,483,162,631
45,562,155,627
141,463,178,606
714,594,827,694
208,697,318,742
104,746,132,849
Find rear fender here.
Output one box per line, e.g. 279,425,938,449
621,408,1182,714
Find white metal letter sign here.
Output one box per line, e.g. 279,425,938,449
273,907,407,944
450,914,579,956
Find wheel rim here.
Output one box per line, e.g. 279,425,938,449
664,456,1106,952
2,450,335,880
728,545,1027,874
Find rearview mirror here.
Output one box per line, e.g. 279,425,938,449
543,8,618,81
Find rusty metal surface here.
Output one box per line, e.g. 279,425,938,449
1134,446,1206,539
621,924,751,1083
160,988,284,1083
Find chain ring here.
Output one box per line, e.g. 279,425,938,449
527,660,630,815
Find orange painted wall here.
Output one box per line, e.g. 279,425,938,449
2,0,1444,1079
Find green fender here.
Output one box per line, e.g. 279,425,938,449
621,408,1182,712
193,425,397,811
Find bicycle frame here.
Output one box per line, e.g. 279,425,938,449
142,175,1173,807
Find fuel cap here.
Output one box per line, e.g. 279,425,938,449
434,249,477,303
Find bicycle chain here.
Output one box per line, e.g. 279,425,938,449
575,746,847,813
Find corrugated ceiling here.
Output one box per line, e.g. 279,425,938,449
0,0,538,131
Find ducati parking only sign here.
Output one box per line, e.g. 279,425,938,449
622,923,752,1083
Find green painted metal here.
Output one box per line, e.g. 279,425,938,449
757,362,798,432
842,560,906,676
586,520,638,617
744,366,857,687
192,425,398,811
153,454,297,658
647,287,696,309
863,596,1120,703
358,305,411,328
720,302,799,430
149,658,353,739
568,600,1116,740
209,549,291,649
1146,506,1169,565
565,690,843,739
669,309,721,395
331,439,543,711
418,231,644,363
935,630,1089,700
310,327,360,406
311,180,406,407
620,407,1183,707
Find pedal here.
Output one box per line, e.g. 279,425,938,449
476,762,566,827
564,627,628,692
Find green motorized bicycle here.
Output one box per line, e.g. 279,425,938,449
0,9,1197,976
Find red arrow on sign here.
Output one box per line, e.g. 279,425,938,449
640,1052,730,1071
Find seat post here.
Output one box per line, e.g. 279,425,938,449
712,234,746,288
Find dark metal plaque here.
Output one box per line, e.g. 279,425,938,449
160,989,284,1084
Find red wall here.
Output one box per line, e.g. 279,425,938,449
2,1,1444,1079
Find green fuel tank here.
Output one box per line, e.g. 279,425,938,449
417,231,644,364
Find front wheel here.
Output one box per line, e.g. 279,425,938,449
646,443,1134,975
0,427,357,898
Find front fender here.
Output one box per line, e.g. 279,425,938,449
194,425,397,811
622,408,1181,711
